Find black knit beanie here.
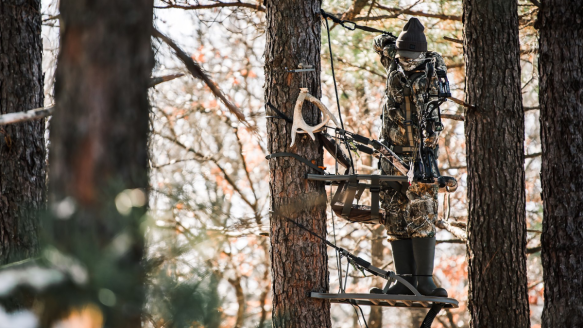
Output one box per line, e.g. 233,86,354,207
396,18,427,52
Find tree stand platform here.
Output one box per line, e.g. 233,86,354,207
312,292,457,327
310,292,459,309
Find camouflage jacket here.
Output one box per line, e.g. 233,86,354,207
373,34,447,153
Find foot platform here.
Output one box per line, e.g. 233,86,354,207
310,292,459,309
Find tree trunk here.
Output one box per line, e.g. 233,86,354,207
538,1,583,326
45,0,154,326
462,0,530,327
0,0,45,266
264,1,331,327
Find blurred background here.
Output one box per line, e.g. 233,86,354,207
33,0,542,327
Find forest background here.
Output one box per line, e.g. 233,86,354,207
5,0,542,327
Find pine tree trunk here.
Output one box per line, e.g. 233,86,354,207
264,1,331,327
538,1,583,326
0,0,45,265
45,0,154,326
462,0,530,327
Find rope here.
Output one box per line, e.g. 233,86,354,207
320,9,397,37
323,14,356,174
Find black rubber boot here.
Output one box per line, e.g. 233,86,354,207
412,236,448,297
370,239,416,295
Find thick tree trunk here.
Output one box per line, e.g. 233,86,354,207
462,0,530,327
264,1,331,327
0,0,45,265
45,0,154,326
538,1,583,326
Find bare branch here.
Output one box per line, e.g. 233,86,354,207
527,0,541,7
436,219,467,241
441,113,464,121
336,57,385,78
447,96,475,109
524,106,540,111
525,152,541,159
153,28,253,130
436,239,465,245
341,0,371,20
374,4,462,21
149,73,185,87
527,246,541,254
154,1,265,12
0,106,54,126
0,74,191,126
443,36,462,44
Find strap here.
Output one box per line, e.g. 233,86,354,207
265,102,293,123
266,152,325,174
386,181,408,196
392,145,416,154
403,90,416,149
331,182,346,205
320,9,397,37
370,175,380,220
354,184,367,202
342,175,359,217
319,133,351,169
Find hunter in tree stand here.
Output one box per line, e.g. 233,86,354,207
370,18,449,298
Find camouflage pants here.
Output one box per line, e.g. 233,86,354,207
380,161,438,239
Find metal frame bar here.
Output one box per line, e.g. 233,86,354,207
306,174,408,182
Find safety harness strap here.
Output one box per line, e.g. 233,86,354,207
342,175,359,217
392,145,416,153
402,88,416,151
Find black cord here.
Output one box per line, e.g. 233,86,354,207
356,304,370,328
349,300,370,328
323,15,356,174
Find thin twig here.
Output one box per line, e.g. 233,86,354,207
373,3,461,21
149,73,185,87
444,36,462,44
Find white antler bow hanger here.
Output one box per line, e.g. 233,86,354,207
290,88,340,147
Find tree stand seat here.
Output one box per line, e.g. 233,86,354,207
331,202,385,224
306,174,409,224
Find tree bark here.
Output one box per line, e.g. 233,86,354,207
45,0,154,326
463,0,530,327
264,1,331,327
0,0,45,266
538,0,583,326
